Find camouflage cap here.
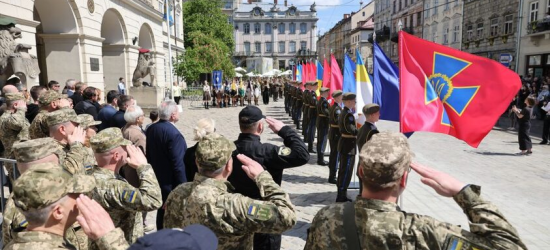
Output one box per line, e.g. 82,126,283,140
362,103,380,115
13,138,61,163
46,108,81,127
196,133,236,171
90,127,131,153
78,114,102,128
5,93,25,102
359,132,413,188
332,90,343,98
38,90,62,107
13,163,96,212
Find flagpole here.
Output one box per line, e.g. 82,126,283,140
166,0,174,101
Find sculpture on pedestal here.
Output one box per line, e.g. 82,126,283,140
132,48,156,87
0,19,40,88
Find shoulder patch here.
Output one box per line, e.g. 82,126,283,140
335,109,341,115
443,235,489,250
278,147,292,156
121,190,137,203
348,116,355,122
247,203,273,221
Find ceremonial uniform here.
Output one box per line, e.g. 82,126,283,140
327,92,343,184
307,86,318,152
316,89,330,165
284,83,290,113
302,89,310,138
294,87,303,129
289,84,297,117
336,93,357,202
305,132,527,250
164,133,296,250
89,128,162,249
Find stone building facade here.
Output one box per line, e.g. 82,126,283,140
517,0,550,77
389,0,424,63
0,0,184,93
233,0,318,71
423,0,463,50
350,3,375,72
373,0,393,59
317,14,351,69
461,0,519,71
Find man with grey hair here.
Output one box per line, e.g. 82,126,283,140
146,100,187,230
64,79,76,97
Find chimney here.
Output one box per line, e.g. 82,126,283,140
274,0,278,5
284,0,288,7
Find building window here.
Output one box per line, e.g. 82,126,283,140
443,28,449,44
224,1,232,9
433,0,438,15
254,23,261,34
405,0,408,7
255,42,261,53
548,0,550,14
393,0,396,13
490,18,498,36
176,12,181,37
244,42,251,54
417,12,422,25
279,60,286,69
278,23,285,34
244,23,250,34
453,25,459,43
363,11,365,16
504,15,513,34
444,0,450,10
530,1,539,22
399,0,402,11
289,41,296,53
409,15,413,27
279,41,285,53
467,25,473,40
266,42,272,52
425,2,430,17
227,16,233,24
265,23,272,34
476,22,484,38
289,23,296,34
432,31,436,42
300,41,307,50
300,23,307,34
159,1,164,14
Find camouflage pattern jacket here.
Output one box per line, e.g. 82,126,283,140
29,110,49,139
304,185,527,250
4,228,128,250
56,141,90,175
0,108,30,158
90,164,162,248
164,171,296,250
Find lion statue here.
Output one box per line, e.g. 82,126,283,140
0,22,40,88
132,48,156,87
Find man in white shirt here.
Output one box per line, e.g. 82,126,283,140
118,77,126,95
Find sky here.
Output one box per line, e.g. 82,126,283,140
240,0,371,35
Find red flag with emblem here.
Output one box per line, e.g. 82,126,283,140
399,32,521,148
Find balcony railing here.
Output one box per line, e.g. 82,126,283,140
374,26,391,42
390,27,414,43
527,19,550,34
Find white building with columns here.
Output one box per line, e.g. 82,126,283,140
233,0,318,71
0,0,184,95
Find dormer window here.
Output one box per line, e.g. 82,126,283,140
288,6,297,16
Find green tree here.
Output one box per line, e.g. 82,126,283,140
175,0,235,82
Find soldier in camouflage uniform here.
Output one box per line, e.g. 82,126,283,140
0,92,30,181
29,90,70,139
304,132,527,250
46,109,92,174
78,114,101,170
164,133,296,250
89,128,162,249
5,163,127,250
4,138,92,249
327,91,343,184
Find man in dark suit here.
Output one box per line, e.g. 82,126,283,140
146,100,187,230
69,82,86,106
109,95,134,128
74,87,99,120
228,106,309,250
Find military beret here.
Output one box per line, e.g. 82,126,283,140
46,108,81,127
332,90,343,98
5,93,25,102
13,138,62,163
13,163,96,211
196,133,236,171
362,103,380,115
78,114,101,128
306,81,317,86
342,93,356,100
38,90,62,107
90,128,132,153
320,87,330,93
359,132,413,189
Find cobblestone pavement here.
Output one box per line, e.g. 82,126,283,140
175,99,550,250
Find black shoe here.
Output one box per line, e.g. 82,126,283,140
317,161,328,166
540,141,548,145
328,178,337,184
308,149,317,154
335,196,352,202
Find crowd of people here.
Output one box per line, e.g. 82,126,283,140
201,79,284,109
0,75,529,250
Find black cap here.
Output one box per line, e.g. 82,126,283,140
128,225,218,250
239,106,266,124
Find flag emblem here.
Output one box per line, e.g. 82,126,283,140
424,53,480,126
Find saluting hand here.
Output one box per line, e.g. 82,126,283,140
237,154,264,180
126,145,148,169
76,194,115,240
266,117,284,134
68,126,86,145
411,162,466,197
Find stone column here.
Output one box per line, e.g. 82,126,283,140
273,23,279,70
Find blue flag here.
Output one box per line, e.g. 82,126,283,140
373,42,400,122
343,53,356,93
163,3,174,26
212,70,223,89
